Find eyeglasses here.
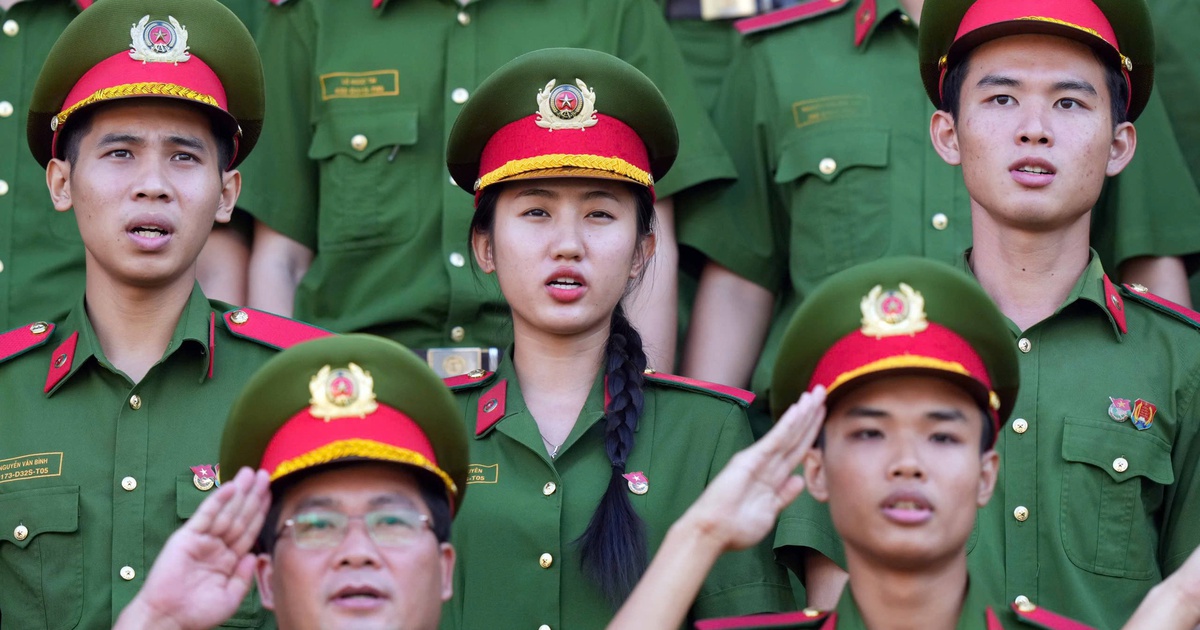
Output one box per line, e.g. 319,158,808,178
276,510,432,549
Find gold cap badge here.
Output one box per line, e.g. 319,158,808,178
129,16,191,65
860,283,929,338
308,363,379,421
535,79,598,131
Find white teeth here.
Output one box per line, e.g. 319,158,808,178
1018,166,1051,174
891,500,920,510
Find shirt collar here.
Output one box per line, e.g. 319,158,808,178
46,283,215,396
837,572,994,628
854,0,911,50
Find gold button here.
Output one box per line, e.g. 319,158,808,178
1013,506,1029,522
120,565,136,581
1012,418,1028,434
1113,457,1129,473
467,369,486,379
129,394,142,410
450,326,465,342
1017,599,1037,613
230,309,249,325
121,476,138,491
350,134,369,152
1130,283,1149,293
931,213,949,230
29,322,47,335
0,179,9,196
818,157,837,175
457,10,470,25
802,608,821,618
1014,595,1030,607
449,252,466,268
543,482,557,496
900,13,912,24
451,88,469,104
3,20,18,37
13,524,28,541
0,101,12,118
539,626,551,630
643,368,656,375
0,259,4,274
449,175,457,186
539,553,553,569
1017,338,1032,353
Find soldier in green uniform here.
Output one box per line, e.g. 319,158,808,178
438,48,792,629
610,257,1093,629
0,0,263,329
0,0,329,627
111,334,470,630
676,0,1200,433
239,0,737,376
781,0,1200,625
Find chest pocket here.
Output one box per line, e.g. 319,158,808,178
176,475,269,628
774,128,890,280
309,106,420,251
0,486,82,630
1060,417,1174,579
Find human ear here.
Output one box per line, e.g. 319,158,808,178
46,159,74,212
803,449,830,503
1105,121,1137,177
439,543,456,601
930,110,963,167
215,169,242,224
254,554,276,610
630,231,657,279
976,449,1000,507
471,229,495,273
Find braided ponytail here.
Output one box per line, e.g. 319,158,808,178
576,303,649,607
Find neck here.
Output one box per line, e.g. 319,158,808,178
845,550,969,630
84,272,195,384
512,318,609,445
969,202,1091,331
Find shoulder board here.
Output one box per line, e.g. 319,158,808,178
443,370,497,391
1120,284,1200,329
697,609,833,629
734,0,852,36
0,322,55,366
1010,602,1094,630
643,371,755,406
222,308,333,350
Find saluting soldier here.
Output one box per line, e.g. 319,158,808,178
783,0,1200,625
0,0,327,627
611,257,1090,629
439,48,793,629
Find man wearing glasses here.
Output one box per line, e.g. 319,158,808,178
113,335,469,630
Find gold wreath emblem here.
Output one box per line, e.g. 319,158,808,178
129,15,191,65
860,283,929,338
535,79,598,131
308,363,379,421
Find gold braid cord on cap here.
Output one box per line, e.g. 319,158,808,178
54,82,219,128
269,438,458,495
477,153,653,191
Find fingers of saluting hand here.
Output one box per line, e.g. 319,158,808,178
188,467,272,555
755,386,827,479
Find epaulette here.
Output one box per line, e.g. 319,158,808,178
443,369,497,391
697,608,834,629
643,370,755,407
0,322,55,366
1120,284,1200,329
222,308,333,350
734,0,852,36
1010,601,1094,630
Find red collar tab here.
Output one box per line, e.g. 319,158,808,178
940,0,1131,114
1101,275,1127,334
0,322,55,365
734,0,851,36
985,607,1003,630
476,380,507,436
1010,601,1094,630
696,609,835,629
208,312,216,379
642,370,755,406
74,0,95,9
222,308,333,350
44,331,79,394
854,0,878,47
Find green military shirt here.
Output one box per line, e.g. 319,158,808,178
677,0,1200,404
775,253,1200,630
1149,0,1200,186
441,352,792,629
238,0,735,351
695,576,1088,629
0,284,327,629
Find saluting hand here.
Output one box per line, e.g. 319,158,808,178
113,467,271,630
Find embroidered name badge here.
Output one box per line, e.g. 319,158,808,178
466,464,499,485
319,70,399,101
792,95,869,129
0,452,64,484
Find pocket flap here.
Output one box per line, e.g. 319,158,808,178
774,128,889,184
1062,418,1174,484
309,106,419,162
0,486,80,549
176,474,213,519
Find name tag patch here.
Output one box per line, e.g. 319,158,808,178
320,70,400,100
0,452,64,484
792,95,869,129
467,464,499,485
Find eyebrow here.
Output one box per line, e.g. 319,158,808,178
368,495,419,510
976,74,1097,96
167,134,208,152
842,406,968,422
96,133,144,147
976,74,1020,89
516,188,557,199
1052,79,1097,96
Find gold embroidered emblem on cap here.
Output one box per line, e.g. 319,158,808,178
129,16,191,65
308,363,379,421
535,79,598,131
860,283,929,338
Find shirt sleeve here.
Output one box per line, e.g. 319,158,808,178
237,1,320,249
692,404,796,618
1160,358,1200,574
773,489,846,578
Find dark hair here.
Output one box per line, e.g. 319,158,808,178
940,47,1129,127
58,100,236,170
256,462,453,555
471,181,656,607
